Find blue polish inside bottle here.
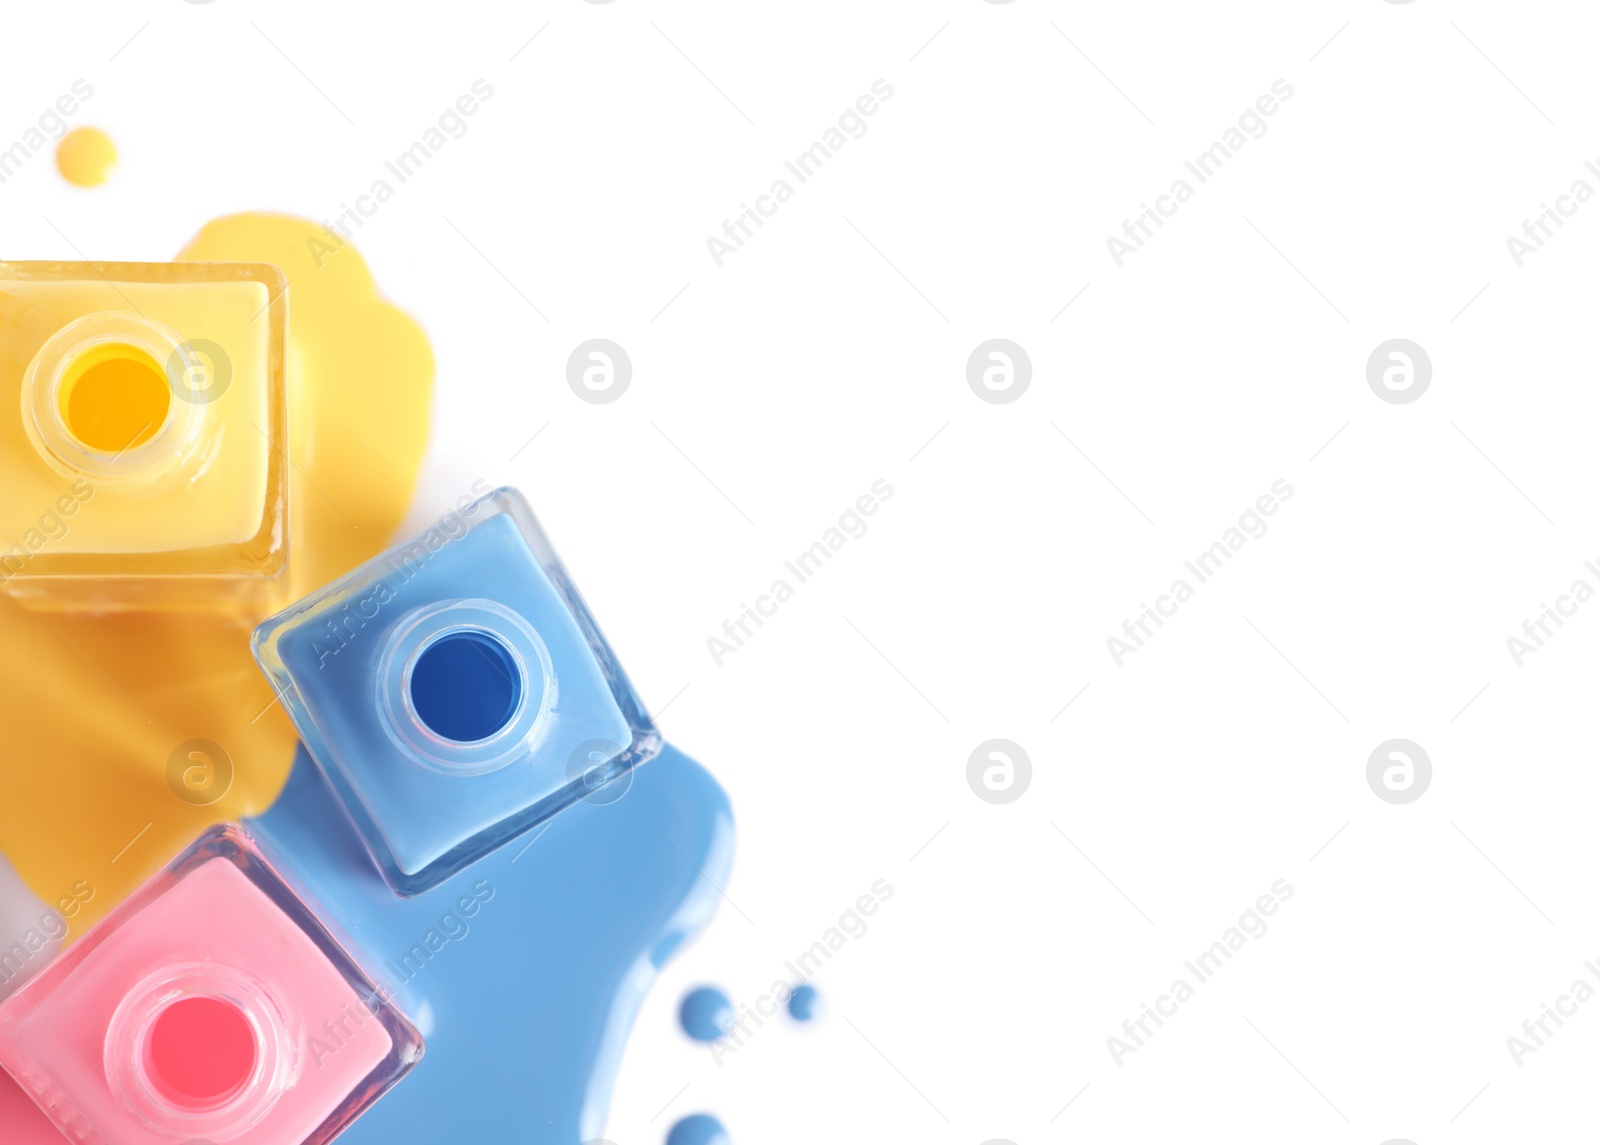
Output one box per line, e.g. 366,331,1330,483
679,986,733,1041
252,488,660,895
245,739,733,1143
409,629,524,742
666,1112,731,1145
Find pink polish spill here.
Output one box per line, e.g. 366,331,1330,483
146,995,258,1108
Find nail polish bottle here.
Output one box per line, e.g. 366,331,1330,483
251,486,660,896
0,261,289,612
0,825,421,1144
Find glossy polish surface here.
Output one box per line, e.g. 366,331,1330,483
0,215,434,939
146,995,257,1106
667,1113,731,1145
59,345,169,452
54,127,116,187
0,217,433,1141
246,741,732,1142
409,629,523,742
679,986,733,1042
786,984,818,1021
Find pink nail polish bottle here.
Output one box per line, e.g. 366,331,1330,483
0,825,422,1144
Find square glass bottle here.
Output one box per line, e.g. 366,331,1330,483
0,825,422,1144
251,486,660,895
0,261,289,612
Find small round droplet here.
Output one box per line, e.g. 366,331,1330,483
787,984,818,1021
56,127,117,187
678,986,732,1042
666,1113,729,1145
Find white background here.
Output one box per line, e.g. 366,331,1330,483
5,2,1600,1143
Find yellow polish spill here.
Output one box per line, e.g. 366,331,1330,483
0,214,434,929
55,127,117,187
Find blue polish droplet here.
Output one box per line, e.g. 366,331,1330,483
666,1112,729,1145
679,986,733,1041
787,983,818,1021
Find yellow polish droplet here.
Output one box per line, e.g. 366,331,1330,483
0,215,434,929
55,127,118,187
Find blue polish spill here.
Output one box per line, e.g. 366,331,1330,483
409,629,523,742
245,740,733,1142
666,1112,730,1145
678,986,733,1041
786,983,818,1021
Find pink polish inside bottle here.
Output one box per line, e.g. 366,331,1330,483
0,825,421,1144
147,996,257,1107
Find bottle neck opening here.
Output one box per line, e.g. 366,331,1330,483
104,964,290,1141
22,312,212,488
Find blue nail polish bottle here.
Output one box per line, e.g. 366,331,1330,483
251,487,660,895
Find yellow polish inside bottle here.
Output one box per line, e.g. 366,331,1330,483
57,343,170,453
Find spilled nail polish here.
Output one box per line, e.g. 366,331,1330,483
55,127,117,187
786,983,818,1021
0,261,288,612
244,741,733,1142
0,215,434,933
667,1112,730,1145
252,486,659,895
0,824,420,1143
679,986,733,1041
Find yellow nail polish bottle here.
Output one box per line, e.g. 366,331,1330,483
0,261,288,613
